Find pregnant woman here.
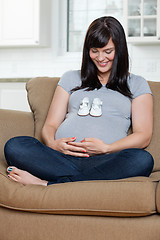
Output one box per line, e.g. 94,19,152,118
5,16,154,186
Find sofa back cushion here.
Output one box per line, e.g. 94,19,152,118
26,78,160,172
26,77,59,140
146,81,160,171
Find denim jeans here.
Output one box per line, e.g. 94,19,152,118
4,136,154,185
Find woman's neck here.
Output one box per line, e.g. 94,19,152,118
98,71,110,85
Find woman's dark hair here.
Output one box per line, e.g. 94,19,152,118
72,16,132,98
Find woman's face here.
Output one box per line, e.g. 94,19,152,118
89,38,115,77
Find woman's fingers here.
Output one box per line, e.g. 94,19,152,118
58,137,90,156
65,150,89,157
65,144,89,157
68,143,86,151
63,137,76,143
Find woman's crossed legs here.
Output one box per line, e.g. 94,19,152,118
4,136,154,186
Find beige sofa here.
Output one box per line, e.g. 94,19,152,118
0,77,160,240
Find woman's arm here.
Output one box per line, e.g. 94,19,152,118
68,93,153,155
41,85,88,156
41,85,69,148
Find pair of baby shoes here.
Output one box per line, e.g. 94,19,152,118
78,97,102,117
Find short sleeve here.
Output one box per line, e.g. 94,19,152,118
58,70,81,94
128,73,152,99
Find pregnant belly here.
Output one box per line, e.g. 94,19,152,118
55,115,128,144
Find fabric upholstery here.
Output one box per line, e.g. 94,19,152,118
150,171,160,181
146,81,160,171
156,181,160,213
0,109,34,162
0,207,160,240
26,77,59,140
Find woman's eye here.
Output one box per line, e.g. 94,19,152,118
91,49,97,53
105,50,112,54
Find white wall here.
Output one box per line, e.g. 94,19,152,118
0,82,30,111
0,2,160,112
128,44,160,82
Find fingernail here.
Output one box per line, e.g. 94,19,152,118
83,150,86,153
8,167,12,172
81,139,84,143
85,155,89,157
72,137,76,139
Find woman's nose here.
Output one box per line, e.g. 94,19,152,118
97,52,105,61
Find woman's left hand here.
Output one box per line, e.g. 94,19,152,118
68,138,108,156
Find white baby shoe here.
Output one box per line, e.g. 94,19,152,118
78,97,90,116
90,98,102,117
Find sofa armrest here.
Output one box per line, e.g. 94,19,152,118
0,109,34,161
156,181,160,213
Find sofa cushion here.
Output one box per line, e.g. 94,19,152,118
0,162,157,217
0,109,34,162
26,77,59,141
146,81,160,171
156,181,160,213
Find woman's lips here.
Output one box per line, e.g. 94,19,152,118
97,61,109,67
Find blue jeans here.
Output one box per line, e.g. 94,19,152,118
4,136,154,185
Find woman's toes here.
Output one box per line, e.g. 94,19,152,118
7,167,23,176
7,167,21,181
7,167,13,172
7,166,17,173
7,167,13,173
8,174,18,182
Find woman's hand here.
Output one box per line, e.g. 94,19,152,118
68,138,108,156
50,137,90,157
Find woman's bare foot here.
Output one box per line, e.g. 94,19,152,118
7,167,48,186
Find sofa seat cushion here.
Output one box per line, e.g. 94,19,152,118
0,161,157,217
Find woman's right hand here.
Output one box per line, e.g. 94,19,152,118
50,137,89,157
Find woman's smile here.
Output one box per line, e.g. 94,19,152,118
97,61,109,67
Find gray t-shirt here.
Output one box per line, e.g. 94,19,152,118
55,70,152,144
